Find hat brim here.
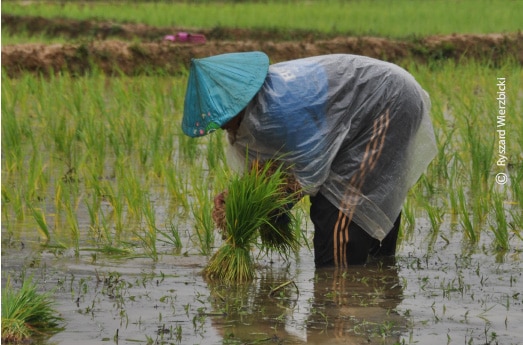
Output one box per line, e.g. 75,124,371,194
182,51,269,137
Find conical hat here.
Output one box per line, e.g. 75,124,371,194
182,52,269,137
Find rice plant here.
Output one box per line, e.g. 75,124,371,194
1,276,64,343
458,186,478,243
490,192,510,251
136,195,159,261
204,161,300,282
29,206,51,245
401,198,416,240
188,165,216,255
64,200,81,257
163,164,190,213
158,221,183,250
425,202,444,236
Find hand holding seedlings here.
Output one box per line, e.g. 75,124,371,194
204,162,300,282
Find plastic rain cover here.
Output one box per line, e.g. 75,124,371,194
226,54,437,240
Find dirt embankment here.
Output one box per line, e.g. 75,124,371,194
2,14,522,77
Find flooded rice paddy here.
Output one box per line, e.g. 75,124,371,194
2,212,522,345
1,60,522,345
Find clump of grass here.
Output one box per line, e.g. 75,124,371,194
205,161,300,282
1,276,64,343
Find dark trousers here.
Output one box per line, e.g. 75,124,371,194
310,192,400,267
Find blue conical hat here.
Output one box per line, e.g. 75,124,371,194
182,52,269,137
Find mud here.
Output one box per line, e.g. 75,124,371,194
2,14,523,77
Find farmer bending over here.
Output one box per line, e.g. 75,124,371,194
181,52,437,267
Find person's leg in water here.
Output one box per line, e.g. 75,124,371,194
310,192,401,267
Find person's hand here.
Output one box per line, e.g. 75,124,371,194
212,191,228,234
213,191,226,209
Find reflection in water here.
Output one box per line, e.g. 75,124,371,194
306,262,405,344
206,260,405,344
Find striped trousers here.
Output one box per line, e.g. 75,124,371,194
309,107,408,267
310,192,401,267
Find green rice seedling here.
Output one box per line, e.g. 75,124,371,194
95,215,132,256
77,110,108,179
205,161,299,282
256,162,302,257
258,211,298,257
163,164,190,213
290,202,312,251
158,221,183,250
205,132,226,172
430,127,456,181
14,135,49,207
136,195,159,261
29,205,51,245
46,96,79,169
117,164,145,221
457,186,478,243
400,202,415,244
64,199,81,257
490,192,509,252
190,198,215,256
1,187,13,228
1,183,25,223
177,128,199,163
425,202,444,234
99,179,126,239
1,275,64,343
471,189,491,230
82,171,104,234
1,77,28,175
446,156,461,220
403,184,424,240
509,169,523,240
189,166,216,255
465,119,494,192
510,168,523,213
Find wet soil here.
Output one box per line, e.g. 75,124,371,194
2,14,523,77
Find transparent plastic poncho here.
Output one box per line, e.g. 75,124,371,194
226,54,437,240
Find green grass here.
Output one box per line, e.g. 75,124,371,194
2,0,521,41
1,276,64,343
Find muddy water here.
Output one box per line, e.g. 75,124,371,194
2,216,522,345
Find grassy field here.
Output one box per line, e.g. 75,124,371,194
2,0,522,39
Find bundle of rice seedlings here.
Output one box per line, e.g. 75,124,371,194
255,160,302,256
205,160,301,282
258,209,298,256
2,276,63,343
